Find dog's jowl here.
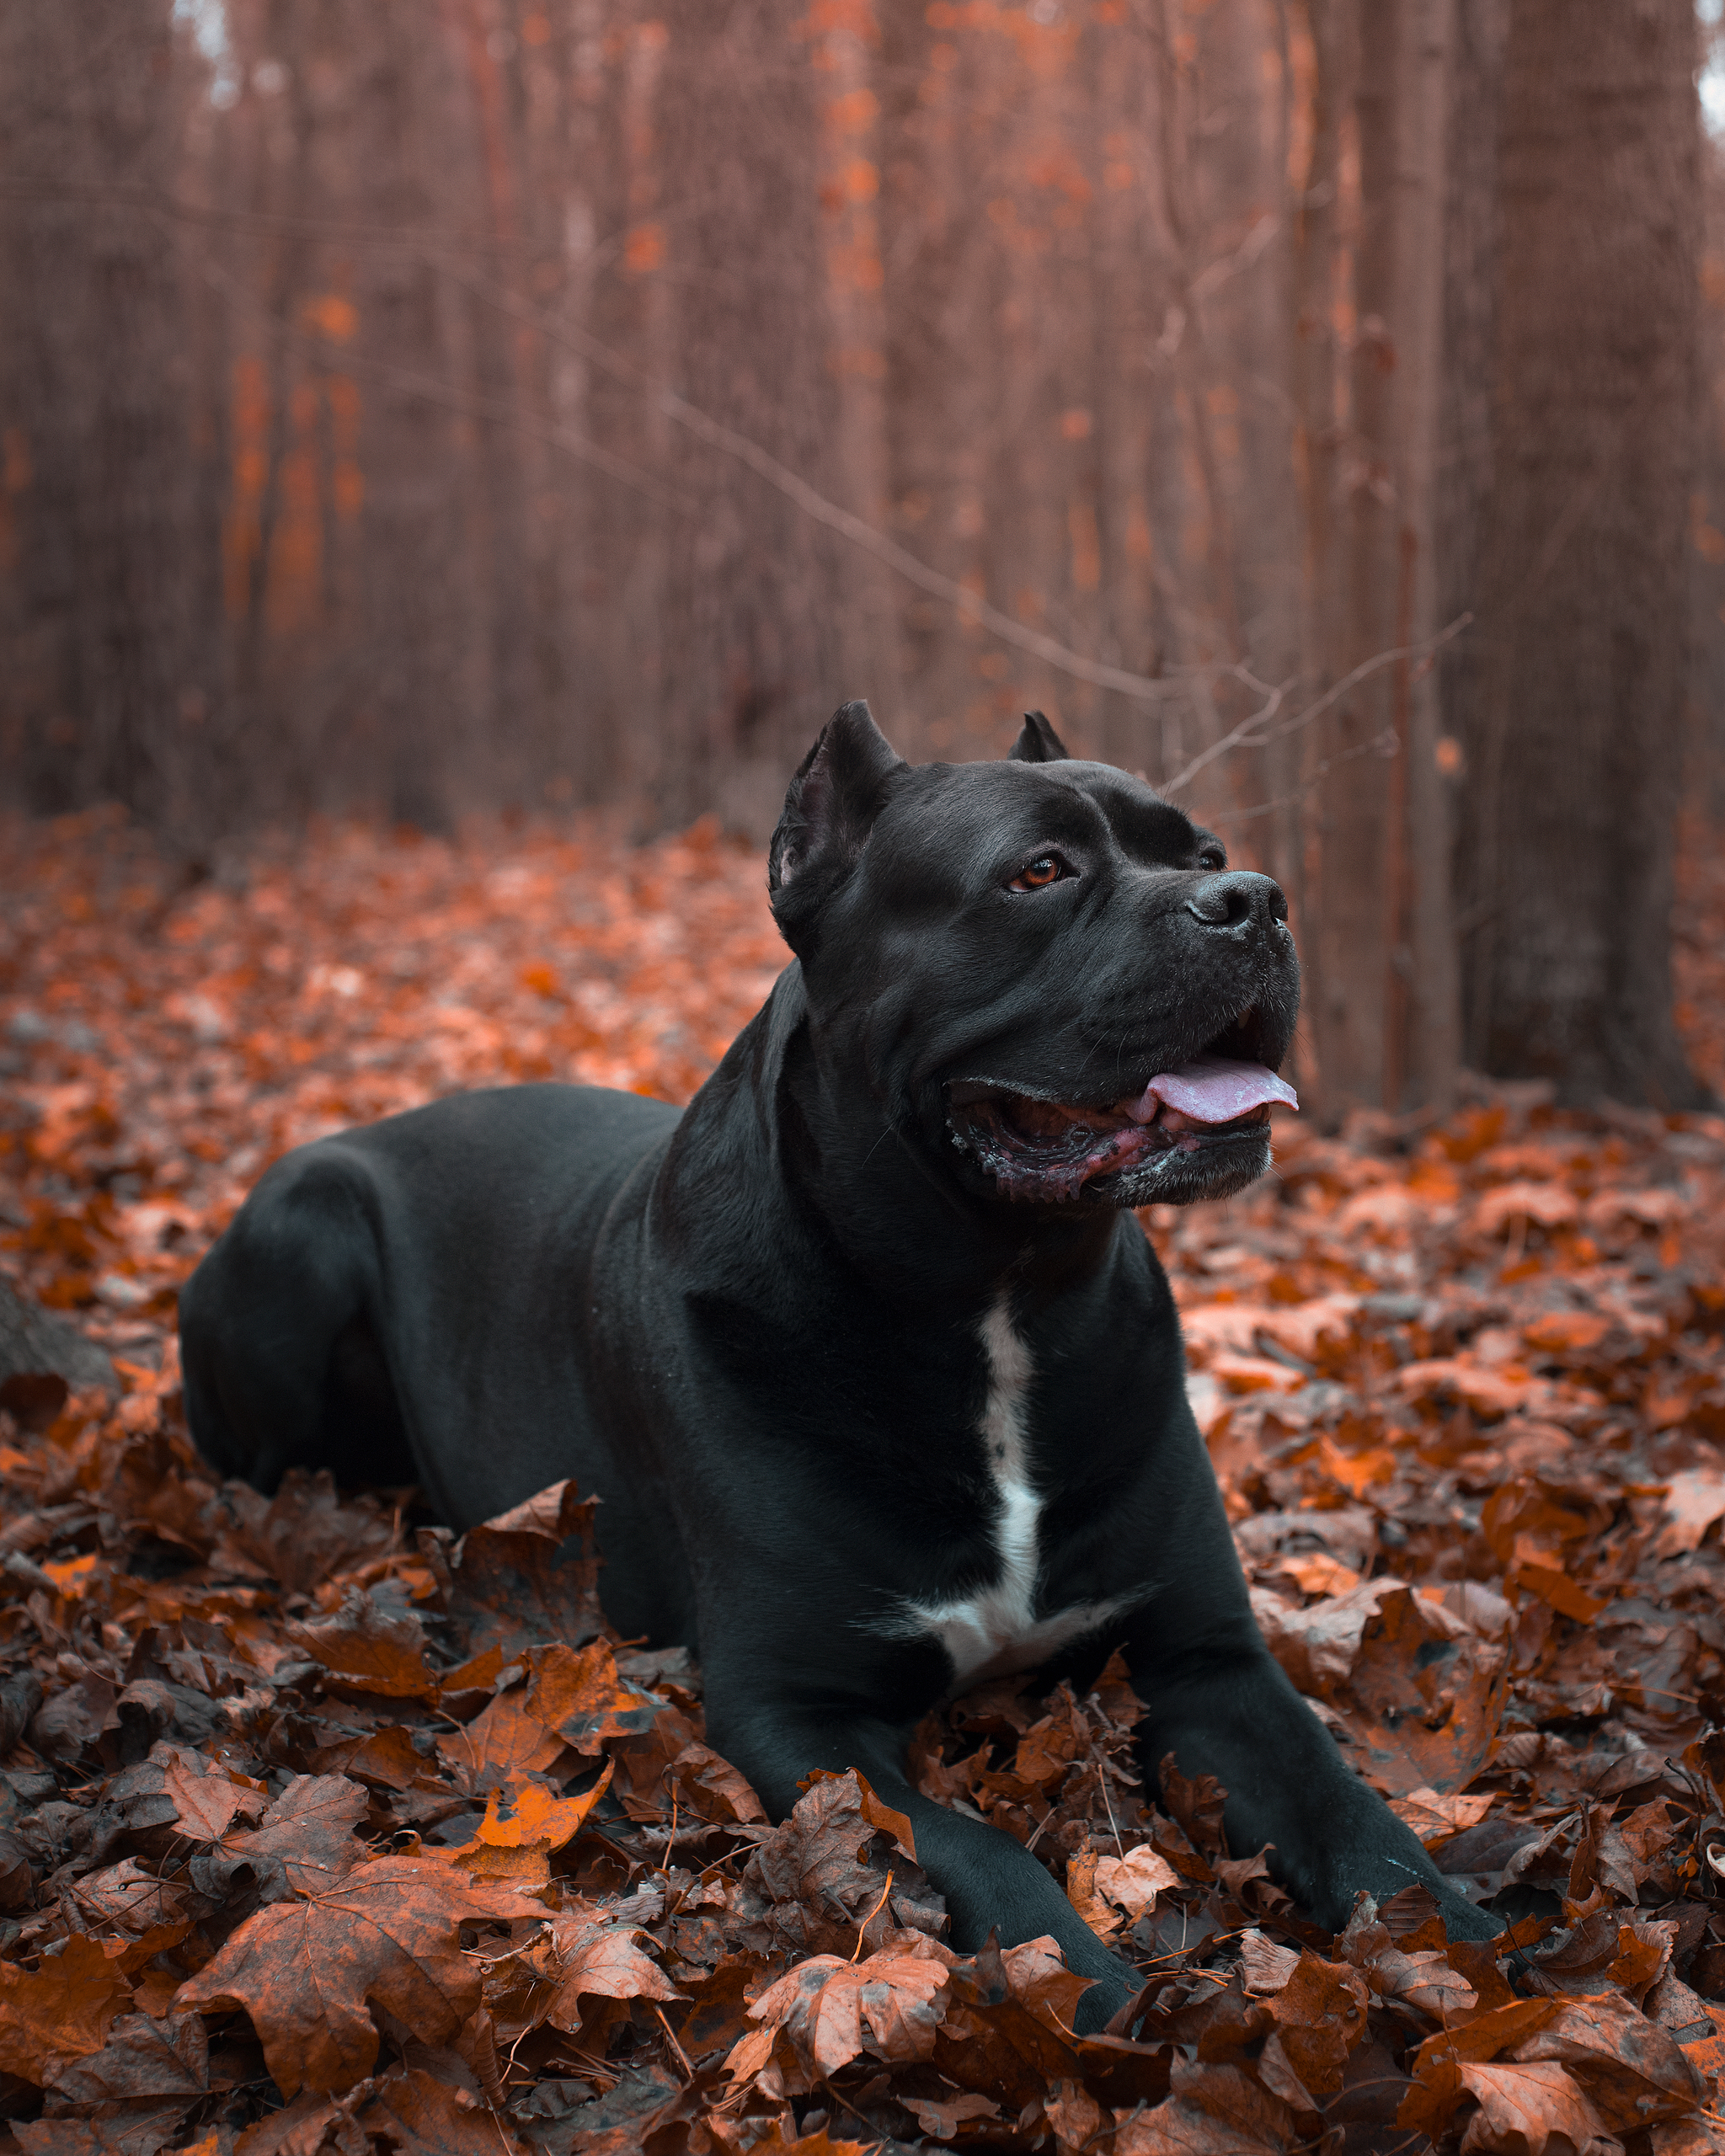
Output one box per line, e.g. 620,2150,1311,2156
180,702,1498,2027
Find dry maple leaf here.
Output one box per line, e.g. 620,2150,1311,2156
735,1767,942,1959
667,1737,767,1823
425,1477,606,1657
423,1763,619,1891
43,2009,208,2101
1093,1842,1180,1920
473,1760,615,1850
543,1912,683,2027
1656,1469,1725,1557
177,1854,546,2097
435,1689,565,1792
1114,2056,1295,2154
1390,1785,1498,1844
283,1588,441,1700
0,1932,133,2084
1455,2058,1609,2156
735,1945,952,2089
103,1742,269,1852
1065,1849,1122,1937
526,1639,665,1753
732,2125,876,2156
1505,1989,1706,2132
187,1771,370,1903
1258,1951,1370,2099
1398,1999,1565,2137
212,1469,402,1597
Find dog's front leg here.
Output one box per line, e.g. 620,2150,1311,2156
1128,1630,1500,1946
718,1704,1139,2033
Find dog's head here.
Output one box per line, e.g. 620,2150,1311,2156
769,701,1300,1208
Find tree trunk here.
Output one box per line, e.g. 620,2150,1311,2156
352,9,472,833
0,0,225,838
1458,0,1706,1106
1306,0,1456,1122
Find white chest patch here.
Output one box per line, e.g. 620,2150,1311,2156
876,1294,1135,1689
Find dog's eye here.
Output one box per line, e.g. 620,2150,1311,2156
1009,855,1067,892
1196,846,1226,871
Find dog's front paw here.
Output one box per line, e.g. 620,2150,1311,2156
1071,1963,1137,2036
1432,1883,1503,1945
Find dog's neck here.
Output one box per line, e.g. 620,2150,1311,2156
669,966,1156,1324
777,1002,1132,1315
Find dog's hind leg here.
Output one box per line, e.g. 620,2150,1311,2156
179,1151,411,1494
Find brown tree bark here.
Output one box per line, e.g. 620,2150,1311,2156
0,0,226,836
1458,0,1706,1107
1303,0,1456,1122
351,8,474,834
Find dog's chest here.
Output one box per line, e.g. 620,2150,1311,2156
895,1296,1128,1689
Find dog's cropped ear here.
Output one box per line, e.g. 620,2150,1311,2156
769,702,905,947
1008,710,1072,763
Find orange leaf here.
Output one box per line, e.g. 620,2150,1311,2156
544,1913,682,2023
177,1855,546,2098
0,1934,133,2084
478,1759,614,1849
1455,2060,1606,2155
435,1690,563,1790
739,1948,950,2086
1513,1562,1606,1624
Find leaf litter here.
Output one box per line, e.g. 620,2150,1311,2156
3,814,1725,2148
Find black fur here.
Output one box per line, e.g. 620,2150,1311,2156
180,702,1497,2029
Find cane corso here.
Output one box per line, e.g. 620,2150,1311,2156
180,703,1497,2025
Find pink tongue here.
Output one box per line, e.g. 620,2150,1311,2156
1124,1054,1299,1127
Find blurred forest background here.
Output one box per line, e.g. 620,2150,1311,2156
2,0,1723,1123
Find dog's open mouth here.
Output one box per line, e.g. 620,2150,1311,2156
946,1026,1297,1203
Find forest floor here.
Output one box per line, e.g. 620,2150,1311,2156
4,809,1725,2153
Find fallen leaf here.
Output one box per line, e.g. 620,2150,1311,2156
1455,2059,1606,2155
188,1772,369,1902
0,1932,133,2083
738,1946,951,2086
470,1759,614,1850
1656,1470,1725,1557
177,1854,546,2097
544,1912,683,2025
43,2009,208,2099
1092,1843,1181,1920
284,1588,441,1699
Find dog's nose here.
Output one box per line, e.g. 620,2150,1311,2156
1183,871,1287,936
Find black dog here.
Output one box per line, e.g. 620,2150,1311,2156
180,703,1496,2025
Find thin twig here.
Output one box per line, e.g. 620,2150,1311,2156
1161,613,1471,796
1100,1769,1124,1858
852,1871,895,1960
662,1787,679,1876
653,2002,694,2080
